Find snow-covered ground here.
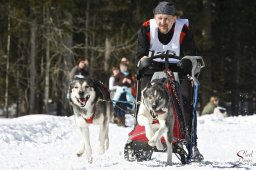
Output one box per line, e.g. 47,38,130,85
0,113,255,170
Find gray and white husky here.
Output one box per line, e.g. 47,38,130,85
137,79,174,166
69,76,113,163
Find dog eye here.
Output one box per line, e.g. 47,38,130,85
148,95,153,100
74,86,79,89
84,86,89,89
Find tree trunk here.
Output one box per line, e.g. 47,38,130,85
104,37,111,72
29,20,37,115
85,0,90,58
4,2,11,118
57,11,73,116
44,7,50,114
231,42,241,116
90,14,96,77
200,0,212,110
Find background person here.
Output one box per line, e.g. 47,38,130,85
112,61,135,110
112,61,135,126
109,67,120,99
201,96,219,115
69,58,90,80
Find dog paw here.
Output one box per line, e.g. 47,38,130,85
76,152,83,157
97,146,105,155
156,141,164,151
87,157,93,164
148,140,156,147
76,150,84,157
76,144,85,157
165,162,172,166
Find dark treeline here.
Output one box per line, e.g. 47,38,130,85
0,0,255,117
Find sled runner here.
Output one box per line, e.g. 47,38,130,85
124,54,204,164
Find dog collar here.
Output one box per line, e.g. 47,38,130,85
85,115,94,124
82,107,96,124
150,110,158,120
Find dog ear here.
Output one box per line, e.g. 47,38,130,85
160,78,166,83
70,80,76,88
142,88,147,98
146,82,152,88
86,78,94,87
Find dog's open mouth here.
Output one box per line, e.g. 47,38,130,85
76,95,90,106
153,109,165,115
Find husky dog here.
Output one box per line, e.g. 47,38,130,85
69,76,113,163
137,79,174,166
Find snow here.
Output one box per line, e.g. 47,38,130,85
0,113,255,170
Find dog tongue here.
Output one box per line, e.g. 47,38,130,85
155,110,164,115
79,98,86,105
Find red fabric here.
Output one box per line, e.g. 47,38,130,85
85,116,93,124
143,20,150,43
173,107,183,139
146,32,150,42
129,125,148,142
166,81,183,139
180,24,188,44
129,112,183,143
180,31,186,44
143,20,150,27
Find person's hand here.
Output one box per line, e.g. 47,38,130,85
126,78,132,84
177,58,192,75
122,78,127,83
122,78,132,84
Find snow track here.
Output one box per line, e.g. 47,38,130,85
0,114,255,170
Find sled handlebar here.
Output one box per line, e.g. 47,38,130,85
148,54,180,61
136,54,180,80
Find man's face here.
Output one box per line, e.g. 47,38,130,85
154,14,176,34
120,64,128,72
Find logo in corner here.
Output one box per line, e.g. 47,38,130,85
237,150,253,165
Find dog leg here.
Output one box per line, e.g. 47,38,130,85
137,114,154,142
150,120,167,147
104,125,109,150
164,132,173,166
80,126,93,163
164,114,174,166
143,123,155,147
155,138,164,151
98,122,107,155
75,116,86,157
104,105,111,150
76,140,85,157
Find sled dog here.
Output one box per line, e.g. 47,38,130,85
137,79,174,166
69,76,113,163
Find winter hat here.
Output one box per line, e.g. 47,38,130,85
121,57,128,62
153,1,176,16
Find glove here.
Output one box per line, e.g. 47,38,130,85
137,56,150,67
177,58,192,75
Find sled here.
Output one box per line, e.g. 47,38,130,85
124,54,205,164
